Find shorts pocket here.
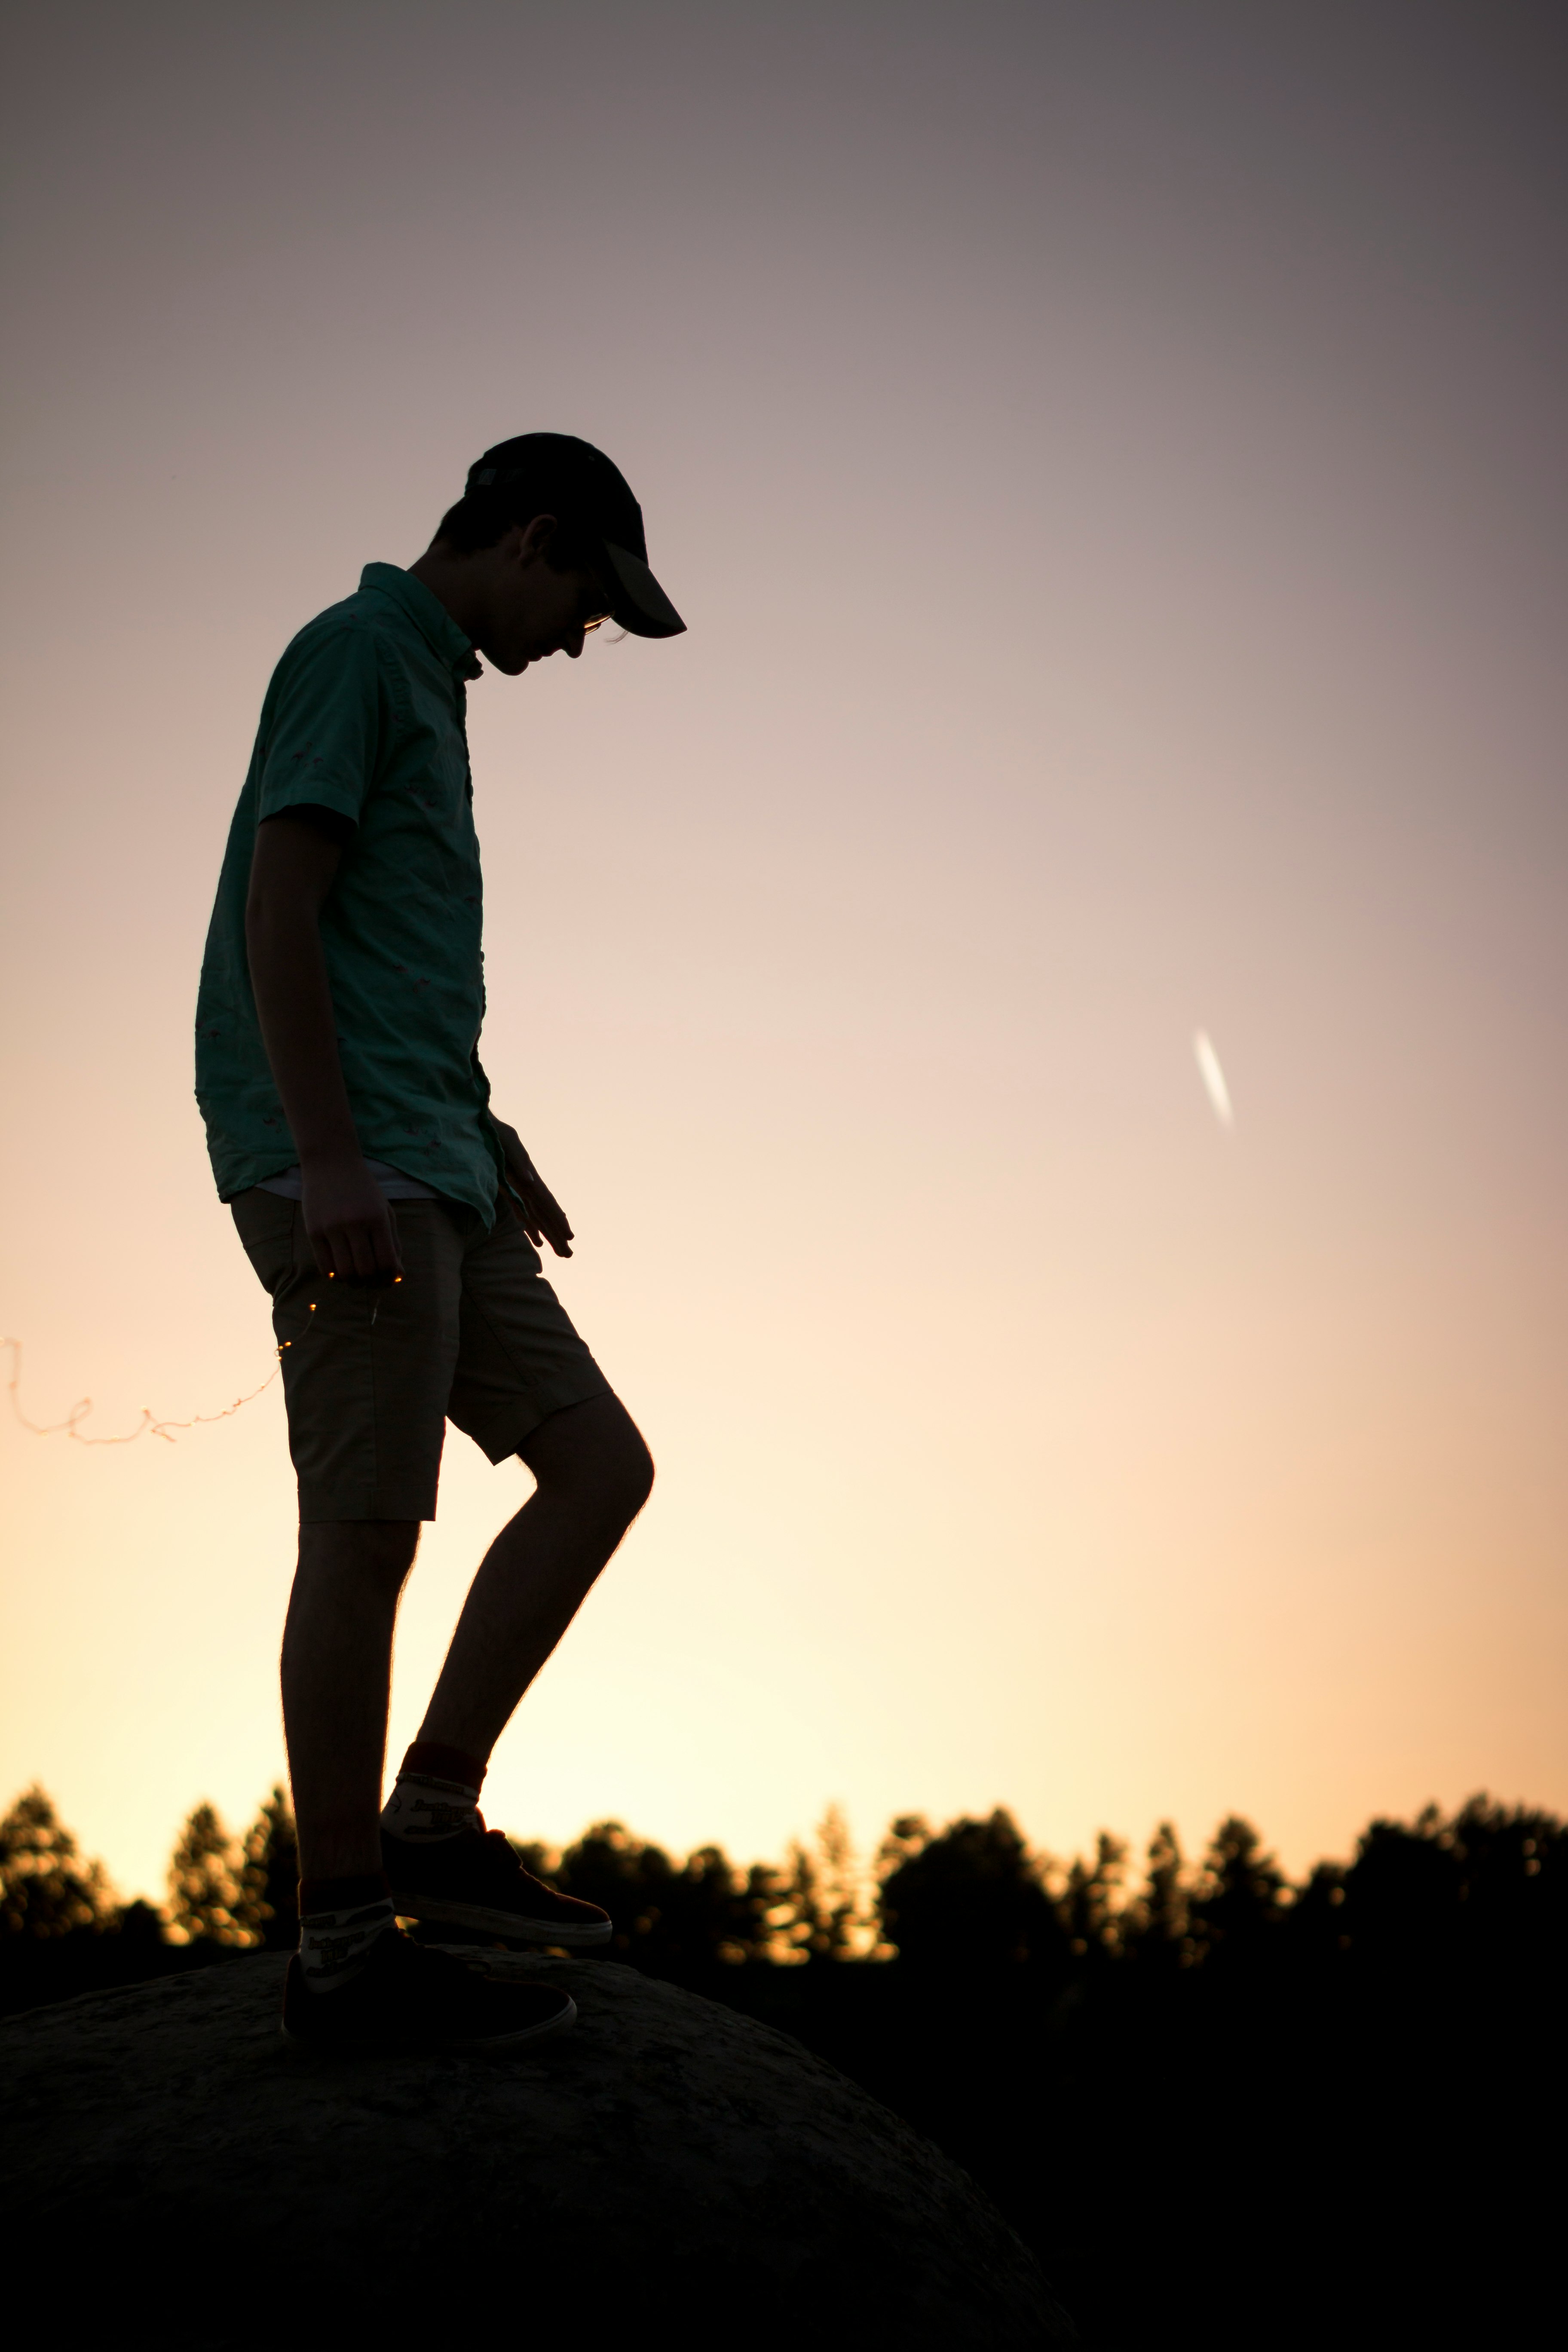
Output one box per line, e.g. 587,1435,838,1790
230,1188,299,1298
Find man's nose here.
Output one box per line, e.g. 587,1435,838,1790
565,632,586,660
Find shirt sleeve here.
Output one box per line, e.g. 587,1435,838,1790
255,623,385,827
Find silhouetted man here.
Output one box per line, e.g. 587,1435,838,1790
196,435,683,2048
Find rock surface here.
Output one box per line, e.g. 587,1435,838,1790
1,1954,1075,2343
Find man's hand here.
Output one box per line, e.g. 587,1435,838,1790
490,1118,574,1257
300,1149,404,1285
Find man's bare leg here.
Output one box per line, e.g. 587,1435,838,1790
277,1515,578,2046
281,1396,649,1884
418,1392,654,1758
281,1519,420,1880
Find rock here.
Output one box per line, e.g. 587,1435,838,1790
0,1954,1075,2344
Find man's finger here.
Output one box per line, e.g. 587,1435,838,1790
359,1223,397,1283
342,1229,371,1284
328,1226,359,1283
533,1188,574,1254
505,1180,544,1245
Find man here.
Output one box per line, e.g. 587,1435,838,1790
196,434,683,2049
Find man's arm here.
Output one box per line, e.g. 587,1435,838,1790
488,1115,574,1259
245,809,402,1284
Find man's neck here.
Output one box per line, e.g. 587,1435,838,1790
407,550,482,643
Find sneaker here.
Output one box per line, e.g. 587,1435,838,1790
383,1823,613,1948
280,1924,576,2050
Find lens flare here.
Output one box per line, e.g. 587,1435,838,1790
1193,1030,1234,1129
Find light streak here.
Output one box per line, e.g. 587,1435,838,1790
1193,1030,1235,1129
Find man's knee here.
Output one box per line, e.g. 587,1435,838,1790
579,1405,655,1531
607,1420,655,1525
524,1394,654,1528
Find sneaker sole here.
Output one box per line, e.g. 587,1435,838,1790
389,1892,612,1947
280,1991,577,2052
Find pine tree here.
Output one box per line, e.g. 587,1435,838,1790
774,1838,822,1964
237,1786,299,1950
0,1786,115,1938
1188,1815,1287,1966
1127,1820,1191,1966
811,1804,867,1959
166,1802,250,1947
1063,1831,1129,1961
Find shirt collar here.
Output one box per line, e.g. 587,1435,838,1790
359,563,482,679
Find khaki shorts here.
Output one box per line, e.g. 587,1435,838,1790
232,1189,610,1522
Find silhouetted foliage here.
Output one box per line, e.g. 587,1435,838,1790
878,1807,1068,1972
167,1802,251,1947
0,1790,202,2014
1062,1831,1129,1966
238,1786,299,1951
549,1821,780,1969
1185,1813,1289,1966
791,1803,872,1960
1124,1819,1190,1968
0,1786,114,1938
159,1789,300,1951
3,1779,1562,2346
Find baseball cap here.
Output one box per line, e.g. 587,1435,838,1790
464,432,686,640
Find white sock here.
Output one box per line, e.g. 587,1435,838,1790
297,1892,395,1994
380,1766,481,1844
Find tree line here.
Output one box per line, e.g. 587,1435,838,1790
2,1777,1559,1996
3,1781,1561,2347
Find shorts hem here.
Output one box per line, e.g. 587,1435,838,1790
297,1485,439,1524
469,1366,612,1465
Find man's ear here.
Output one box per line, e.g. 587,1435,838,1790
514,513,558,565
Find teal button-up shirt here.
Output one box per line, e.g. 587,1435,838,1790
196,564,506,1222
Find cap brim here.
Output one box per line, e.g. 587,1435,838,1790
602,542,686,639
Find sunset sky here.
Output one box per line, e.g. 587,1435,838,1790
2,2,1564,1906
